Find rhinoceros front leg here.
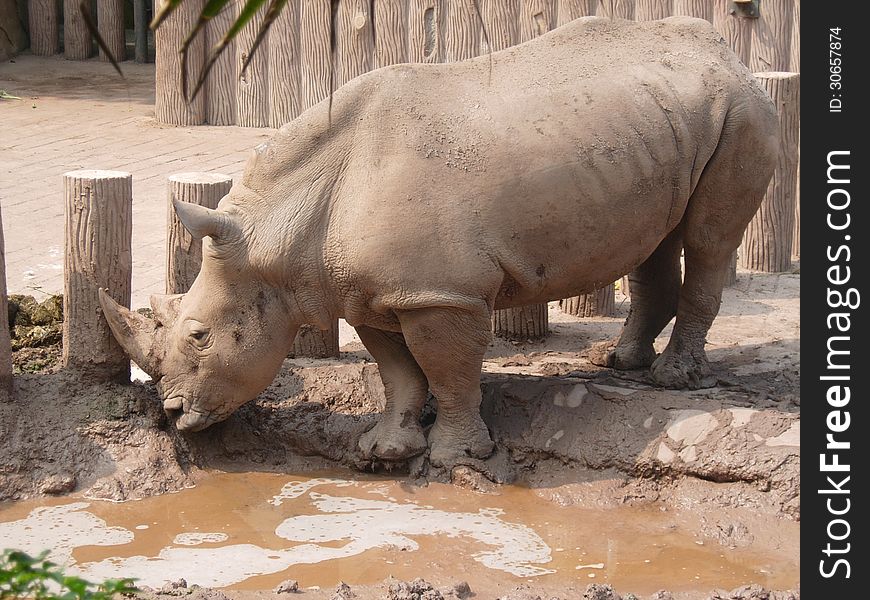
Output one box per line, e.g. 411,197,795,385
357,326,429,461
397,307,495,467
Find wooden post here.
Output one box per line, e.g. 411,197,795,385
596,0,636,20
740,72,799,272
443,0,479,61
750,0,793,73
789,0,799,71
724,250,737,286
557,0,598,27
301,0,332,110
97,0,126,62
620,275,631,300
291,324,340,359
62,170,133,382
268,0,301,128
237,4,270,127
713,0,754,65
482,0,518,51
636,0,673,21
334,0,375,88
134,0,148,62
0,204,11,400
560,284,616,318
155,0,205,125
374,0,408,66
672,0,713,21
63,0,93,59
165,173,233,294
408,0,441,63
28,0,60,56
519,0,556,42
790,1,800,260
492,304,548,341
206,0,239,125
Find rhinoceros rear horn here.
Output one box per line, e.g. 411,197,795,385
98,288,164,378
173,199,241,243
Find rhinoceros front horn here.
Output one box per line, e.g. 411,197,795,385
98,288,164,378
173,198,241,242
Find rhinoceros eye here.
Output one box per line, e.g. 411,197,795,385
189,329,210,346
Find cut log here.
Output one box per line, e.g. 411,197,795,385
374,0,408,66
636,0,673,21
63,0,93,59
334,0,375,88
724,250,737,286
62,170,133,382
97,0,126,62
443,0,480,61
408,0,441,63
0,203,11,399
492,303,548,341
519,0,556,42
789,0,799,71
482,0,518,50
268,0,301,128
206,0,239,125
740,72,799,272
155,0,205,125
237,4,270,127
560,284,616,318
712,0,754,65
596,0,636,20
165,173,233,295
300,0,332,110
28,0,60,56
291,324,341,359
672,0,713,22
750,0,793,73
557,0,599,26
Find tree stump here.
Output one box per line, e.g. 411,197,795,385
519,0,556,42
408,0,441,63
560,284,616,318
713,0,754,65
620,275,631,300
155,0,205,125
291,324,341,359
268,1,301,128
237,4,270,127
724,250,737,286
165,173,233,295
673,0,713,22
750,0,794,73
374,0,408,66
28,0,60,56
97,0,126,62
0,204,11,399
334,0,374,88
205,0,239,125
492,304,548,341
740,72,799,272
62,170,133,382
636,0,673,21
443,0,480,61
63,0,93,59
597,0,636,20
300,0,332,110
558,1,598,27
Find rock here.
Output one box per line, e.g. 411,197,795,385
440,581,472,599
331,581,356,600
158,579,189,595
37,473,76,495
584,584,621,600
648,592,674,600
274,579,300,594
708,584,772,600
497,585,541,600
387,578,444,600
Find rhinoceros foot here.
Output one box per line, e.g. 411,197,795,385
650,346,717,390
358,419,427,462
427,414,495,468
606,341,658,371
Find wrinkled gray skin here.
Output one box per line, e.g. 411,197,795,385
100,17,778,467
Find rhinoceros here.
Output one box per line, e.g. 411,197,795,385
99,16,778,467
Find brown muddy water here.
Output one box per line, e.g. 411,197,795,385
0,472,797,595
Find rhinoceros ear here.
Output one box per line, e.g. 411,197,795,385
173,199,241,243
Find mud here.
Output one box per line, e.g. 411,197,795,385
0,273,800,598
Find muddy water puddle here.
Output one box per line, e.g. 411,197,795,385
0,472,797,594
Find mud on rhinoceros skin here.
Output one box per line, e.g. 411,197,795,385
98,16,779,468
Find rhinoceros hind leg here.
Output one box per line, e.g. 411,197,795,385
398,307,495,467
609,228,683,370
356,326,428,461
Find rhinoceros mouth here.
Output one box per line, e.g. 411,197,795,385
173,408,215,432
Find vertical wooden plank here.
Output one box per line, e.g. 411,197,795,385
672,0,712,22
237,4,270,127
97,0,126,61
492,304,549,341
134,0,148,62
482,0,518,51
789,0,799,71
750,0,793,72
268,0,302,127
155,0,206,125
712,0,753,65
635,0,673,21
443,0,480,61
63,170,133,382
557,0,599,26
206,0,239,125
560,284,616,317
63,0,93,59
0,204,11,399
519,0,557,43
740,73,799,273
334,0,375,88
375,0,408,66
165,173,233,295
27,0,60,56
408,0,441,63
596,0,636,20
300,0,332,110
291,324,341,359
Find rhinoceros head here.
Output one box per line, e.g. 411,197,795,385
99,199,298,432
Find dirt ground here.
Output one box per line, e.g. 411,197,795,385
1,271,799,599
